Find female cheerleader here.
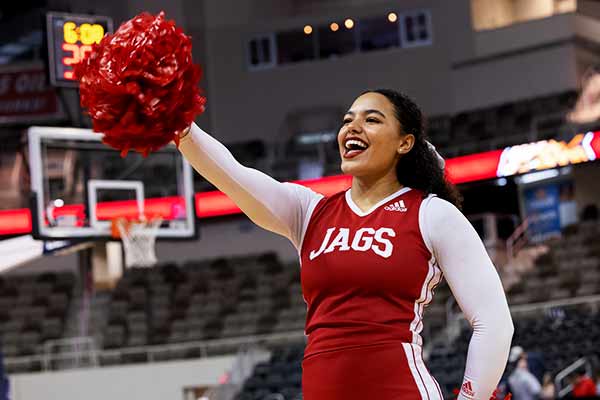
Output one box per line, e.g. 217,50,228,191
178,89,513,399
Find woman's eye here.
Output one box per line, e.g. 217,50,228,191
343,119,352,124
366,118,380,123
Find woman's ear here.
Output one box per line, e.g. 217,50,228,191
397,134,415,155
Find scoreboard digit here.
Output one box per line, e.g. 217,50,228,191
46,12,113,87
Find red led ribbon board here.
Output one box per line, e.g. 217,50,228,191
195,174,353,218
46,12,113,87
0,209,32,236
445,150,504,184
2,131,600,236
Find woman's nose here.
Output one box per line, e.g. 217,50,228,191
346,119,362,133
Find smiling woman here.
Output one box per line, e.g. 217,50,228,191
177,89,514,400
341,90,461,211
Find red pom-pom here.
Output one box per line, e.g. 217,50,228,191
75,11,206,157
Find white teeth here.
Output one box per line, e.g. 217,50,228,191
345,139,368,150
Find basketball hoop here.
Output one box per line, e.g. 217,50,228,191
111,216,162,268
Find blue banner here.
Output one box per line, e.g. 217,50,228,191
523,184,561,242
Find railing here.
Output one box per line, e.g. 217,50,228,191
506,218,529,259
432,294,600,351
555,357,593,398
5,330,306,373
509,294,600,315
42,336,99,370
449,294,600,323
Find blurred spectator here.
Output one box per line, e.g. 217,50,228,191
0,350,7,400
540,373,555,400
492,383,512,400
504,346,523,397
559,182,578,227
498,359,516,400
581,204,599,222
508,356,541,400
509,346,524,363
508,346,546,386
571,371,597,397
526,351,546,384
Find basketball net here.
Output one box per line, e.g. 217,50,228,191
111,216,162,268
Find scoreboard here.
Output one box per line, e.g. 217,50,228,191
46,12,113,87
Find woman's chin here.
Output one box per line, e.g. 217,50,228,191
341,160,366,176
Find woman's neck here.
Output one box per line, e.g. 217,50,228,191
350,172,403,213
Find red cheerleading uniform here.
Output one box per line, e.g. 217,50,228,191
180,124,514,400
300,187,444,399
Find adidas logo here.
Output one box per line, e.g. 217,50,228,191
461,380,475,397
384,200,407,212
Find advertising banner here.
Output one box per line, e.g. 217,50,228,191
523,183,561,242
0,63,63,124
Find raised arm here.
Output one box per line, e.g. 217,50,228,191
178,123,323,249
420,196,514,400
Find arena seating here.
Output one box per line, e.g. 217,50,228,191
229,221,600,400
3,219,599,384
101,253,306,349
233,343,304,400
429,91,577,158
97,250,453,353
189,90,577,188
506,221,600,305
230,302,600,400
3,221,597,355
0,272,75,357
427,303,600,398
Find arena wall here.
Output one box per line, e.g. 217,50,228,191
9,355,236,400
47,0,585,143
156,217,299,264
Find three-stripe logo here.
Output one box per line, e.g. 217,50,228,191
384,200,407,212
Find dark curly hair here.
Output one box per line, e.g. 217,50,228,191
365,89,463,209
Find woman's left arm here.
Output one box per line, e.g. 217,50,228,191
421,196,514,400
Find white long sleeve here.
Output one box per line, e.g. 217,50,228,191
420,196,514,400
178,123,323,249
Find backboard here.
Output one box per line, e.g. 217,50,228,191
28,126,196,240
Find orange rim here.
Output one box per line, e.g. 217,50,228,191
111,217,125,239
110,215,159,239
